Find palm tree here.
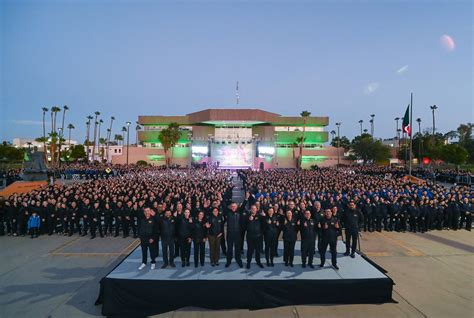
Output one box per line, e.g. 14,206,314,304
158,122,181,167
91,111,100,160
106,116,115,160
99,137,106,161
358,120,363,135
41,107,48,161
330,130,336,142
120,126,127,145
444,131,458,143
299,110,311,169
97,119,104,159
135,121,141,145
61,105,69,133
67,124,75,145
115,134,123,146
50,106,61,165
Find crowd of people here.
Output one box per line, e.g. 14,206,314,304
0,165,472,271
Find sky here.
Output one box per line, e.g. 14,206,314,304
1,0,472,144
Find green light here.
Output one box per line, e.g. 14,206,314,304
147,155,165,161
301,155,328,162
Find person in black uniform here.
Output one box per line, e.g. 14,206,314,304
47,200,57,235
245,205,264,269
264,207,279,267
224,201,245,268
68,201,79,236
122,201,132,238
103,202,114,236
407,200,419,232
206,207,224,266
343,201,363,258
80,198,91,236
192,211,207,267
177,209,193,267
138,207,159,270
160,210,176,268
300,210,317,268
282,210,297,267
319,209,340,270
113,201,123,237
460,197,472,231
449,197,460,230
90,201,103,239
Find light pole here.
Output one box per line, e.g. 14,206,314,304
430,105,437,135
335,122,341,167
370,114,375,137
358,120,363,135
126,121,131,165
394,117,400,139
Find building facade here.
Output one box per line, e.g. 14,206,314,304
113,109,345,168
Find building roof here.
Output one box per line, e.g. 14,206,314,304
139,108,328,127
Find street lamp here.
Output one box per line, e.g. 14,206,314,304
126,121,131,165
394,117,400,139
430,105,438,135
335,122,342,167
358,120,363,135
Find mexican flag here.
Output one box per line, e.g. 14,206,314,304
402,104,411,136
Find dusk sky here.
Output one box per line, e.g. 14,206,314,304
1,0,472,143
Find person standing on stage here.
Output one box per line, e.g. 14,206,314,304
343,200,363,258
192,211,207,267
245,205,264,269
319,209,340,270
300,210,317,268
224,201,246,268
160,210,176,268
90,201,103,239
206,207,224,266
264,207,279,267
177,209,193,267
282,210,297,267
138,207,159,270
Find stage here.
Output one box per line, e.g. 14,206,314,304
97,241,393,317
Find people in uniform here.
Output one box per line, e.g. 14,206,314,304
300,210,317,268
343,200,363,258
319,209,340,270
282,210,297,267
138,207,159,270
245,205,264,269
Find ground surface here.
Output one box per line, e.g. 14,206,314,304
0,230,472,318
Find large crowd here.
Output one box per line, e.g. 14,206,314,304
0,165,472,270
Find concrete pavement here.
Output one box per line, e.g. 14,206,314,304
0,230,472,318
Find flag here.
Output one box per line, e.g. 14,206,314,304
402,104,411,136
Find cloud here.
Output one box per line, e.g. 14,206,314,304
396,65,408,75
364,82,379,95
12,120,48,126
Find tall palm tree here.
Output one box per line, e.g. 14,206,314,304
135,121,141,145
106,116,115,160
50,106,61,165
61,105,69,133
299,110,311,169
121,126,127,145
85,115,93,161
98,119,104,159
41,107,49,161
358,120,363,135
91,111,100,160
67,124,75,146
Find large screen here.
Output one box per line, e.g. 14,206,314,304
212,143,253,167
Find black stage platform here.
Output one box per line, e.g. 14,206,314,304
97,241,393,317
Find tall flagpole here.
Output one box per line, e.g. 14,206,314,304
409,93,413,177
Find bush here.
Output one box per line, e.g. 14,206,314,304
136,160,148,166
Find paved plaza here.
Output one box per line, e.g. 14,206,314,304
0,230,472,318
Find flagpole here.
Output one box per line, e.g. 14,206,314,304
409,93,413,177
